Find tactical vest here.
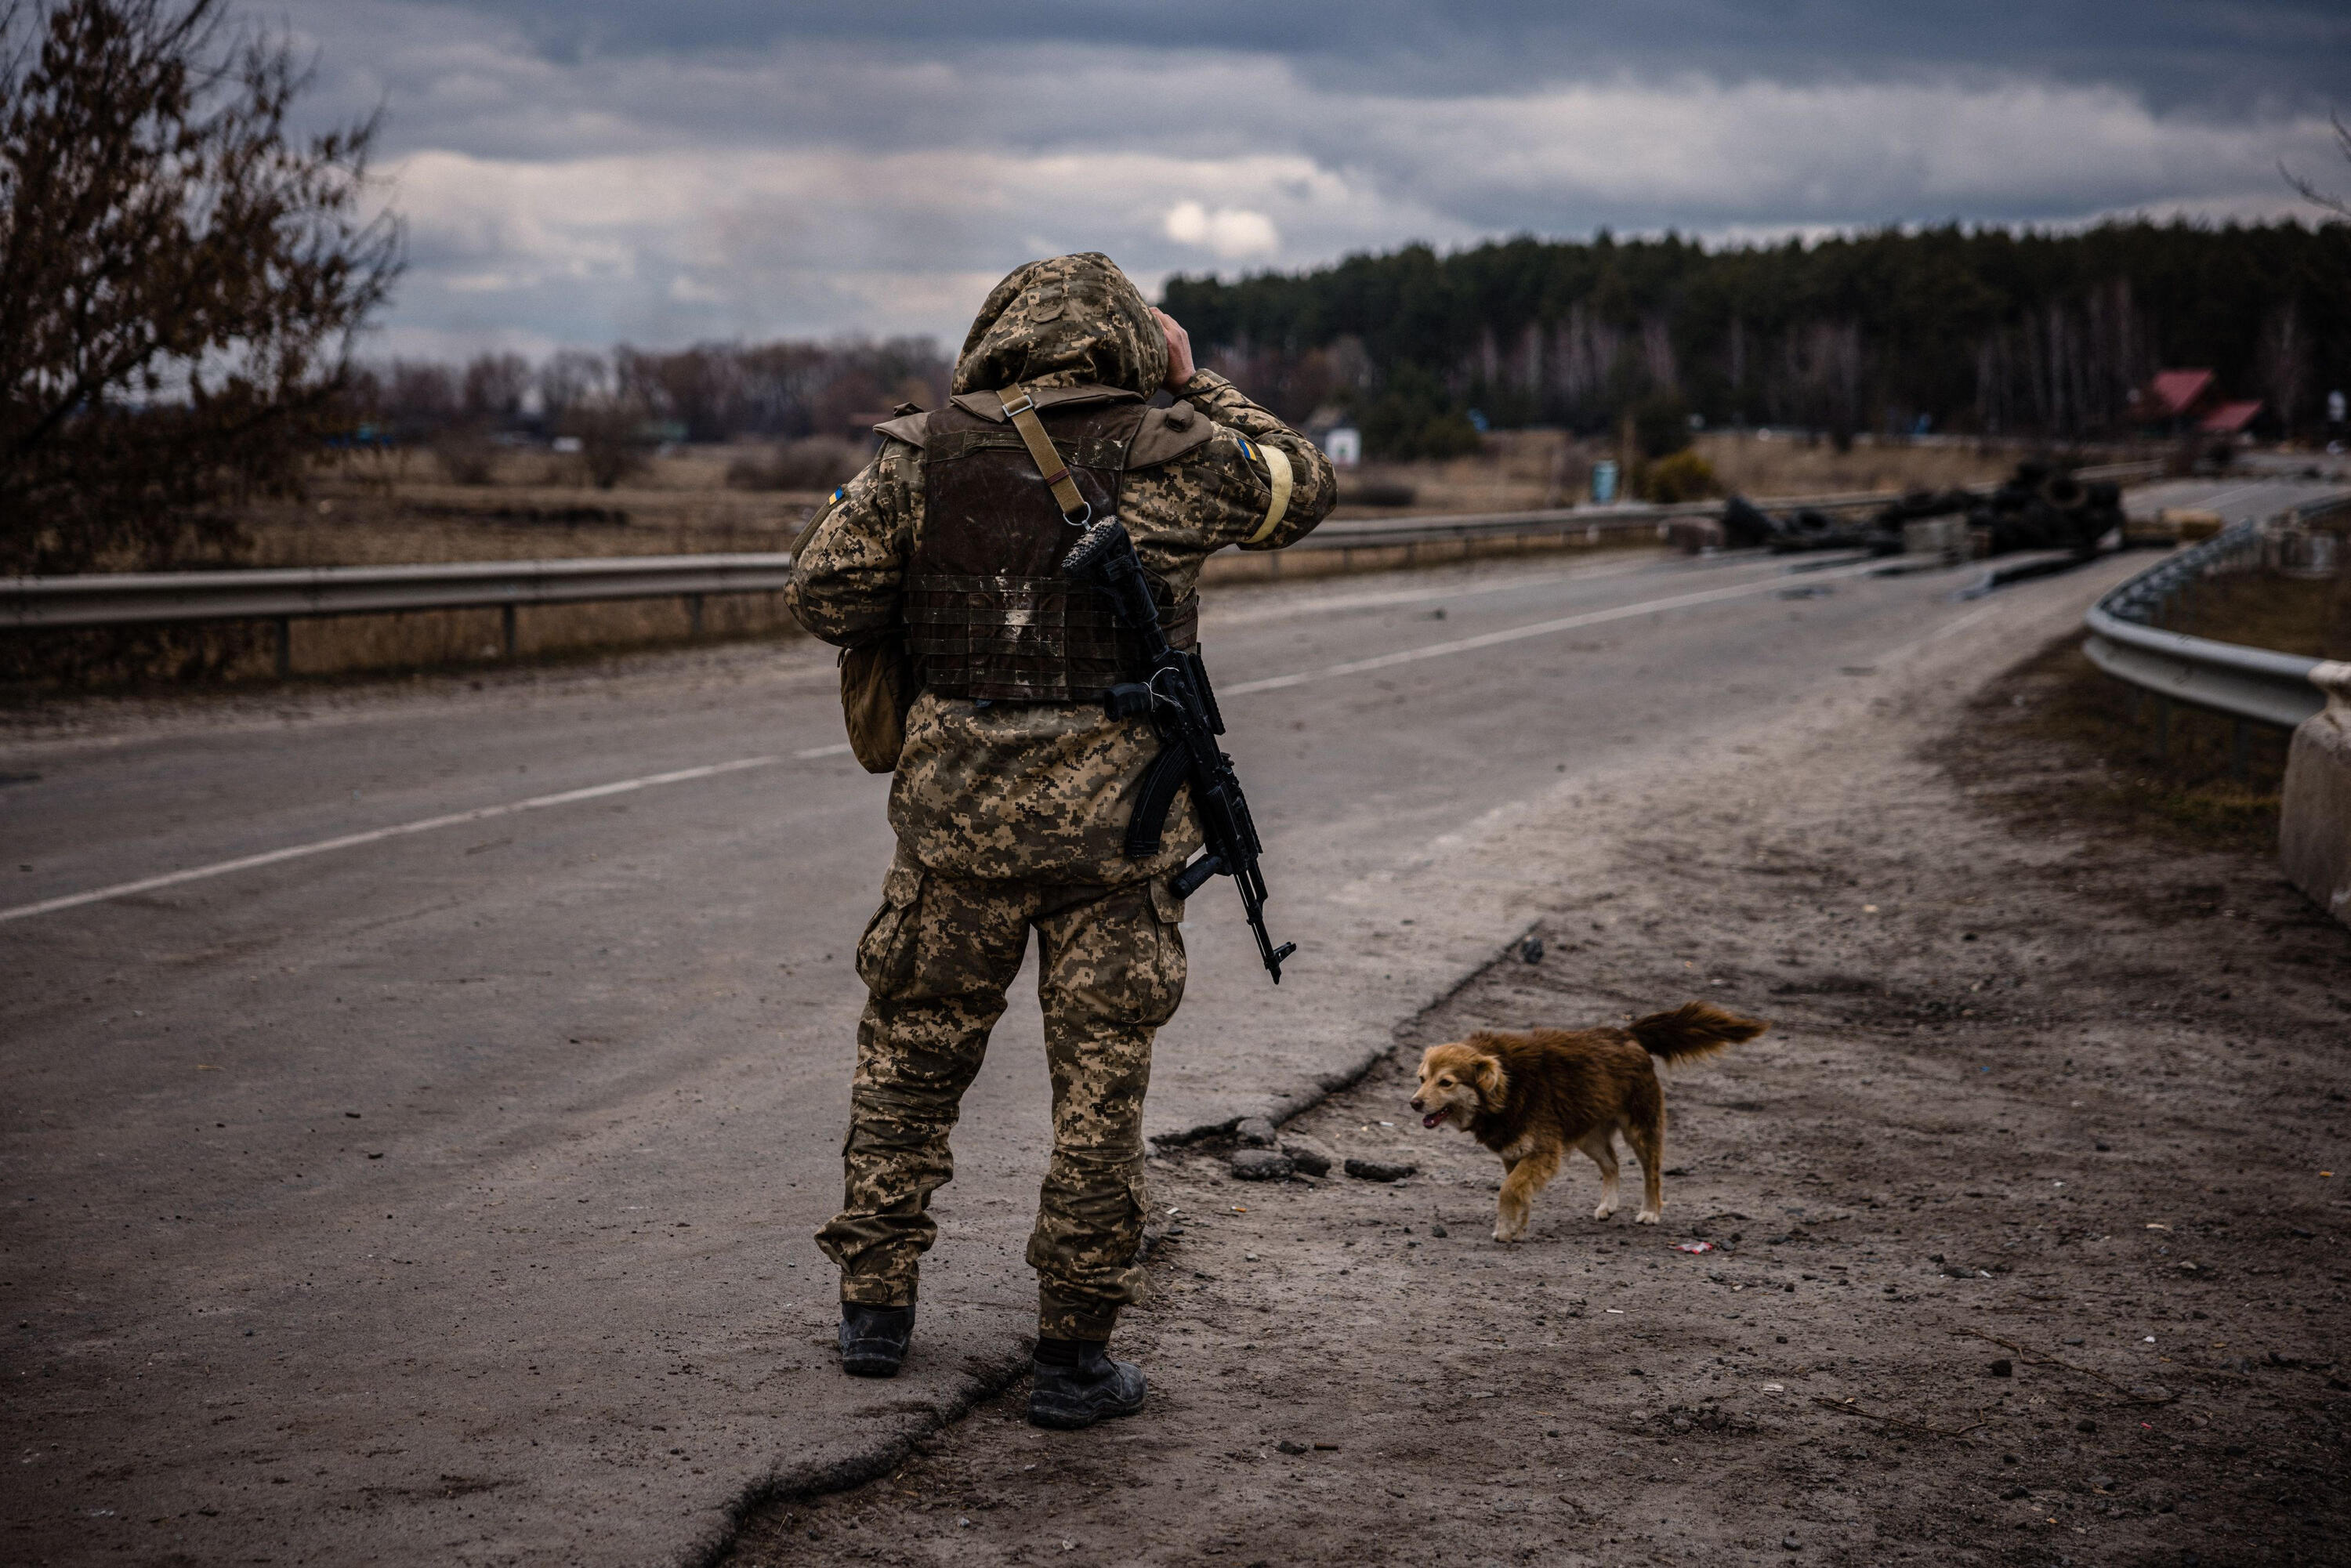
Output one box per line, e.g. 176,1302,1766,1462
884,384,1213,703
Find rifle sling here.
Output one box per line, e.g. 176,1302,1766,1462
1001,391,1198,863
1000,386,1092,522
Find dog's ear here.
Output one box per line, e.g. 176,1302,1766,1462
1469,1053,1507,1103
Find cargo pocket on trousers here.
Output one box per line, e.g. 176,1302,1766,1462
853,857,927,997
1117,1166,1152,1287
1137,876,1188,1027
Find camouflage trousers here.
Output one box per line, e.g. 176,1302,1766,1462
813,845,1187,1341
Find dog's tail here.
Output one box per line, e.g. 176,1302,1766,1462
1631,1001,1768,1063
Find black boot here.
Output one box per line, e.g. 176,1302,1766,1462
838,1302,915,1378
1027,1338,1146,1429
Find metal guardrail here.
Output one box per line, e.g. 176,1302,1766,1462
2081,505,2349,749
1291,486,1934,556
1303,465,2158,556
2,553,797,675
0,466,2175,675
0,487,1923,639
2071,459,2166,484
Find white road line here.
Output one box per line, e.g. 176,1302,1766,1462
1204,552,1660,628
0,755,781,925
2184,481,2273,517
2,555,1917,925
1221,559,1886,696
1878,598,2003,668
2138,480,2293,520
1925,599,2005,645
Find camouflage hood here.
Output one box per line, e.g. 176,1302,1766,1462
952,253,1166,398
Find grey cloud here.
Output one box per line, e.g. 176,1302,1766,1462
283,9,1306,165
288,1,2351,175
375,0,2351,112
253,0,2349,353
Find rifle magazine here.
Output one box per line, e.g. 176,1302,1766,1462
1125,745,1191,859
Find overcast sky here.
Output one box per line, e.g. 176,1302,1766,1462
266,0,2351,360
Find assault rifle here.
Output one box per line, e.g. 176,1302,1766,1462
1060,518,1296,983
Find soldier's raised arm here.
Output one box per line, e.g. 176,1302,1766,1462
1151,308,1338,552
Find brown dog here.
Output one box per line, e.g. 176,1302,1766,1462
1410,1001,1768,1241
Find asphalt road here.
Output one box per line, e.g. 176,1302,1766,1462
2121,473,2344,526
2,478,2334,1565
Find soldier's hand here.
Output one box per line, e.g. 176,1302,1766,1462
1153,308,1194,391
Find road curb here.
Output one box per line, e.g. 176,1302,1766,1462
690,915,1544,1563
686,1337,1035,1568
1147,918,1546,1149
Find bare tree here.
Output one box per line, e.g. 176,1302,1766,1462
0,0,400,574
379,360,459,437
432,353,528,484
461,352,531,424
2280,111,2351,220
536,349,610,428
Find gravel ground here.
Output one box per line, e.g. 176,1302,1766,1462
721,633,2349,1568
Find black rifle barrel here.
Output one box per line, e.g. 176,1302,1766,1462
1060,518,1297,983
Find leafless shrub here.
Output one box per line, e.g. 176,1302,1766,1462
431,429,498,485
1636,450,1721,503
558,397,653,490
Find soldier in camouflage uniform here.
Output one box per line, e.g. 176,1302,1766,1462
784,252,1334,1427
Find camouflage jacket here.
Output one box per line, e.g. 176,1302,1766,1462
785,258,1335,881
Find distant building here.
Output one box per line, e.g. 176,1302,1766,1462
2198,400,2262,438
1321,425,1361,467
2132,368,2216,428
2128,369,2263,441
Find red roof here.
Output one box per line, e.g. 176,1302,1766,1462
2145,369,2215,418
2198,400,2262,435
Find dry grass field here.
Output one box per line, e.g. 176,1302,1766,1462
20,432,2063,690
1693,429,2025,498
211,444,821,679
1336,430,2036,520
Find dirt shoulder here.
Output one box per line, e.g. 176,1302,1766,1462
719,625,2348,1568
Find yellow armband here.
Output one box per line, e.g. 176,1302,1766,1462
1246,443,1293,545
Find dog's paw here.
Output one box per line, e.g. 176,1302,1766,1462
1591,1203,1616,1220
1634,1208,1661,1225
1493,1222,1525,1244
